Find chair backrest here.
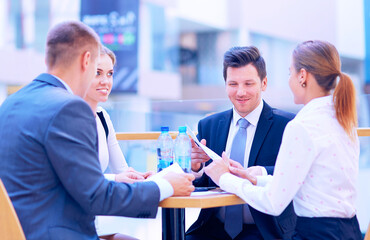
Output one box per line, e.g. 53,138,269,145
365,222,370,240
0,179,26,240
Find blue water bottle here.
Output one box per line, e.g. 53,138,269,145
156,126,174,172
174,126,191,173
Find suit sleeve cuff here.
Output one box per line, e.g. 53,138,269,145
104,174,116,181
151,178,174,201
191,163,204,179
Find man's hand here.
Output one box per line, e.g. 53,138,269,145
115,171,145,183
204,152,230,185
191,139,210,172
162,172,195,196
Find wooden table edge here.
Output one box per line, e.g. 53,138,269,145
159,192,246,209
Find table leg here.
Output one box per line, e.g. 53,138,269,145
162,208,185,240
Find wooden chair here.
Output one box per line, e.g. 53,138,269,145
0,179,26,240
365,222,370,240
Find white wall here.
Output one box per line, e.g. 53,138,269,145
138,1,182,99
229,0,337,43
176,0,228,30
0,49,45,85
336,0,365,59
49,0,80,27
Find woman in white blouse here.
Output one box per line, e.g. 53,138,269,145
85,46,151,183
84,46,151,240
205,40,362,240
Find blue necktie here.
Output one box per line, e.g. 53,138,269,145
224,118,249,239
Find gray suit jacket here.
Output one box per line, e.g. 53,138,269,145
0,73,160,240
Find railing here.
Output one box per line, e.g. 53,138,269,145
116,132,179,141
358,128,370,137
116,128,370,141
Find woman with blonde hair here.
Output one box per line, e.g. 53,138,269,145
85,46,152,183
85,46,151,240
205,40,362,239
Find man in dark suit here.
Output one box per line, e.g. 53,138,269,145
186,46,296,240
0,21,194,240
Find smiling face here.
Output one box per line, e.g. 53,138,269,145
85,53,113,104
225,64,267,117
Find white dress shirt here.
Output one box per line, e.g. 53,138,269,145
226,100,267,175
193,99,267,177
194,100,267,224
220,96,359,218
218,99,266,224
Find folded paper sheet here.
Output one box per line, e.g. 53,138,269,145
186,124,222,161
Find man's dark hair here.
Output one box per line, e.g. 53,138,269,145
223,46,266,81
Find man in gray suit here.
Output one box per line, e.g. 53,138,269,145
0,21,194,240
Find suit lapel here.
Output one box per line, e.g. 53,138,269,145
248,101,273,167
34,73,67,90
215,109,233,156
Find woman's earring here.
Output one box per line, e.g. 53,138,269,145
301,83,306,88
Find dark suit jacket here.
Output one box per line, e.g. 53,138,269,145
187,102,297,239
0,74,160,240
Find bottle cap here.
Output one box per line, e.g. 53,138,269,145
178,126,187,133
161,126,169,132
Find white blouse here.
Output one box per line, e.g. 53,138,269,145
219,96,360,218
96,107,128,180
95,108,173,236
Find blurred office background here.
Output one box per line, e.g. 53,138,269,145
0,0,369,238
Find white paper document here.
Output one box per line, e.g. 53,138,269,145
186,124,222,161
145,162,184,182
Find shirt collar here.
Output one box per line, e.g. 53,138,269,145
297,95,333,117
51,74,74,94
232,99,264,127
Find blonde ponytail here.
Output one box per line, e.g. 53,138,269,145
333,72,357,138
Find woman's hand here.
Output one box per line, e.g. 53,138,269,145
142,171,154,179
115,171,145,183
228,158,243,169
204,152,230,185
125,167,154,179
228,157,263,185
229,167,257,185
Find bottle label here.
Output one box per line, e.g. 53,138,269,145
157,148,173,172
